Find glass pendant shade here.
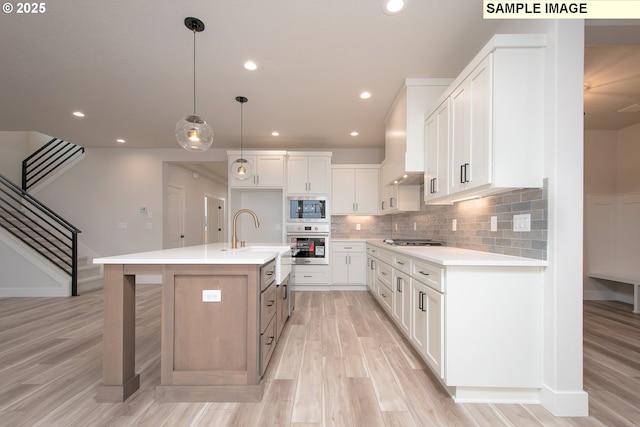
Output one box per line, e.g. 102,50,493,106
176,114,213,152
230,157,253,181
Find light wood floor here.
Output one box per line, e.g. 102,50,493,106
0,286,638,426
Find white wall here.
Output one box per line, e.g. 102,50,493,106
32,146,227,257
496,20,588,416
617,122,640,193
0,131,30,183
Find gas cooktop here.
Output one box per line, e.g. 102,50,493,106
383,239,443,247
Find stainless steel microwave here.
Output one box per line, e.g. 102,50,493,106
287,196,328,222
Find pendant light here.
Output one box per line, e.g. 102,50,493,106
230,96,253,181
176,17,214,152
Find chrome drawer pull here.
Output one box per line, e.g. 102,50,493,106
266,336,275,345
418,271,430,276
267,300,275,307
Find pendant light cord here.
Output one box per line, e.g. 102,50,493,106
240,101,244,157
192,27,197,115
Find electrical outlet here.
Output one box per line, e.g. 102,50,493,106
356,223,361,230
202,290,221,302
490,216,497,232
413,222,417,231
513,214,531,232
452,219,457,231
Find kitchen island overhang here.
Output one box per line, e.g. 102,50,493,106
93,243,291,403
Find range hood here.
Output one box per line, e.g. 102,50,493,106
382,78,452,186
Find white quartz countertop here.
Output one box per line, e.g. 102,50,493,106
93,243,291,265
367,240,547,267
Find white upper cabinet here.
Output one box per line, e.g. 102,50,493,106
228,151,285,188
332,166,379,215
383,79,453,186
424,34,546,204
286,152,332,194
424,98,450,203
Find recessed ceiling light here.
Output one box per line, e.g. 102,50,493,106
359,91,372,100
116,138,126,143
271,131,280,136
383,0,406,14
72,111,85,117
244,61,258,71
350,131,359,136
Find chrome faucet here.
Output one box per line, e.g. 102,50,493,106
231,209,260,249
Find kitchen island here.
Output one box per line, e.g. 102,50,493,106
93,243,291,403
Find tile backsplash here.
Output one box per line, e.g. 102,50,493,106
332,184,548,260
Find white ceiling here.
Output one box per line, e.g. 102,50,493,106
1,1,503,151
1,4,639,154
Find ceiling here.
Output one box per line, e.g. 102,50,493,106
1,1,503,151
1,5,639,155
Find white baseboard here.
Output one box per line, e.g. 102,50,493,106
539,383,589,417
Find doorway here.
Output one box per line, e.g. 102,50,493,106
166,184,186,248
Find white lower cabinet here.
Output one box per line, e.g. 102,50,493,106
331,242,366,290
366,242,543,403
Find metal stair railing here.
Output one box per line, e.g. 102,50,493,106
22,138,85,192
0,174,82,296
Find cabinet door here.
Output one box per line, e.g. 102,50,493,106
331,168,356,214
256,155,284,187
286,157,310,193
354,168,379,214
393,270,410,336
423,285,444,378
331,252,349,283
466,55,492,190
449,81,468,195
425,99,450,202
366,256,376,292
347,252,366,284
307,157,331,194
411,281,428,356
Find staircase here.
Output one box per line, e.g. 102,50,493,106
0,137,101,296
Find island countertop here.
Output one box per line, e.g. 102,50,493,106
93,242,291,265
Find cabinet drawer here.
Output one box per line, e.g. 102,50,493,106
333,242,365,252
377,261,393,288
411,259,444,292
393,254,411,274
292,268,329,284
377,248,393,265
260,315,277,376
261,282,277,331
377,278,392,312
261,261,276,291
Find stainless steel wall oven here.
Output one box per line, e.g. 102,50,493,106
287,224,330,265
